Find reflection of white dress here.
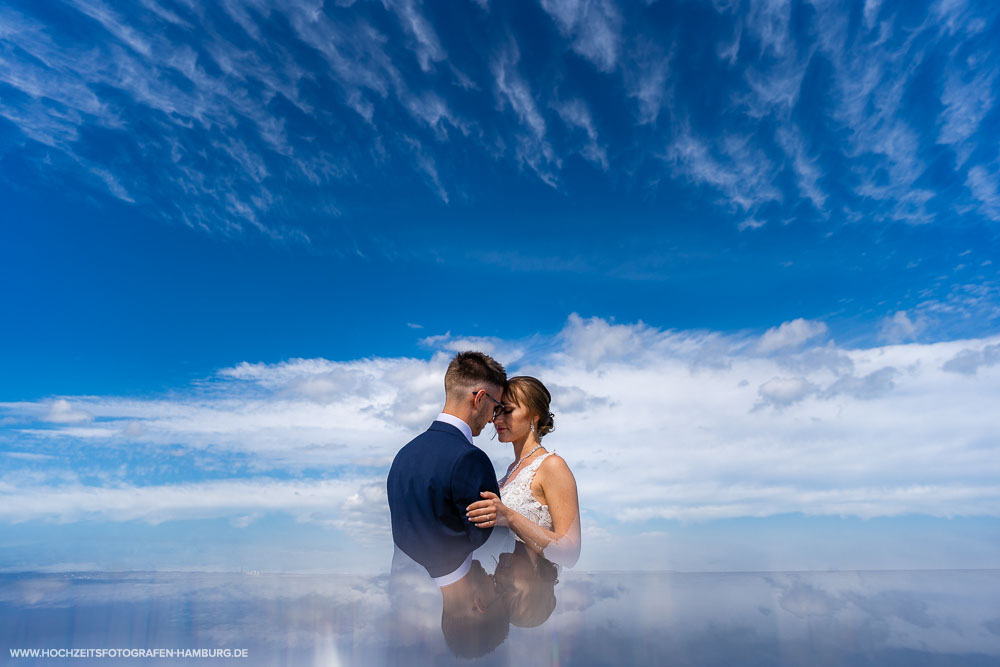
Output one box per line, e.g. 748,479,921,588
500,452,555,538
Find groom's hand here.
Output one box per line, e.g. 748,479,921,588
466,491,505,528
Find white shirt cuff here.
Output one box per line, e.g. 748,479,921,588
432,553,472,588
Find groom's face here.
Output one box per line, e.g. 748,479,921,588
468,560,502,611
470,384,503,436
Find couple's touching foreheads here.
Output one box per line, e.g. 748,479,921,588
387,351,580,658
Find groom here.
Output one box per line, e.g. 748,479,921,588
387,351,509,657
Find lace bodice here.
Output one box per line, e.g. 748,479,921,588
500,452,554,535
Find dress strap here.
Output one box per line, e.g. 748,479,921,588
501,451,554,489
525,451,554,475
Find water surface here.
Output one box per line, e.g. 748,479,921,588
3,569,998,665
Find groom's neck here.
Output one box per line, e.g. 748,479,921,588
440,568,475,603
441,403,475,428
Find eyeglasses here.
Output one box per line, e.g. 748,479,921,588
473,390,505,420
476,560,510,613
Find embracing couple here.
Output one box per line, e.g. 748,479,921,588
386,351,580,656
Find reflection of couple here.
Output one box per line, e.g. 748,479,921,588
386,351,579,657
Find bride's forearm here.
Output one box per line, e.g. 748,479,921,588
500,503,582,567
502,507,564,554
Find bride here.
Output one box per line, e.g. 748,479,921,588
466,376,580,568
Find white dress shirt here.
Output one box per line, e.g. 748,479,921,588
434,412,473,444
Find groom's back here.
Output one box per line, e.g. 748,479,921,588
387,421,499,578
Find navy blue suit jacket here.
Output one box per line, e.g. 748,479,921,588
387,421,499,578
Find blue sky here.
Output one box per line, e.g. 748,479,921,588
1,0,999,572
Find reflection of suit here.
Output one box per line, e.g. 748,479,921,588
387,420,499,579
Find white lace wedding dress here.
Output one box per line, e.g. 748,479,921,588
499,451,580,568
500,452,555,538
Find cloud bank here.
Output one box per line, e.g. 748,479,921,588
2,315,998,536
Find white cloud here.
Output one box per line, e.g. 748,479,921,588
402,135,449,203
539,0,622,72
623,37,672,125
744,0,793,59
401,91,467,138
0,2,321,235
68,0,153,57
938,67,995,164
967,164,1000,222
491,42,559,186
879,310,921,343
382,0,446,72
665,127,781,224
419,332,526,364
775,126,827,213
822,366,898,400
877,282,1000,344
492,44,546,138
6,316,999,529
756,375,817,408
942,343,1000,375
4,0,995,240
707,0,999,227
3,451,55,461
932,0,986,37
555,313,659,368
86,166,135,203
44,399,91,424
737,217,766,231
798,1,936,223
553,98,608,170
0,477,388,536
757,318,829,354
139,0,191,28
862,0,883,29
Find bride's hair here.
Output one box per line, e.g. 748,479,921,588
509,558,557,628
503,376,555,438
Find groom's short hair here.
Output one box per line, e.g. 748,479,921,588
444,351,507,396
441,602,510,658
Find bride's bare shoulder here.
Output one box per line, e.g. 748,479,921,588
537,452,575,480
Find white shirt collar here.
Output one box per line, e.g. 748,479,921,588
435,412,473,444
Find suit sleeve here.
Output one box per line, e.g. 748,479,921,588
451,448,500,549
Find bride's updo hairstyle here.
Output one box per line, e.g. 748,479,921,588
504,376,555,438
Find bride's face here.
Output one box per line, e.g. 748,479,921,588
493,396,534,443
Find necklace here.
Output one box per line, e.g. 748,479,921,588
500,443,544,487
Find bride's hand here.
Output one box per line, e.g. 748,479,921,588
466,491,506,528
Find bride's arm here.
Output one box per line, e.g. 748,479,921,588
530,456,581,567
467,456,581,567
